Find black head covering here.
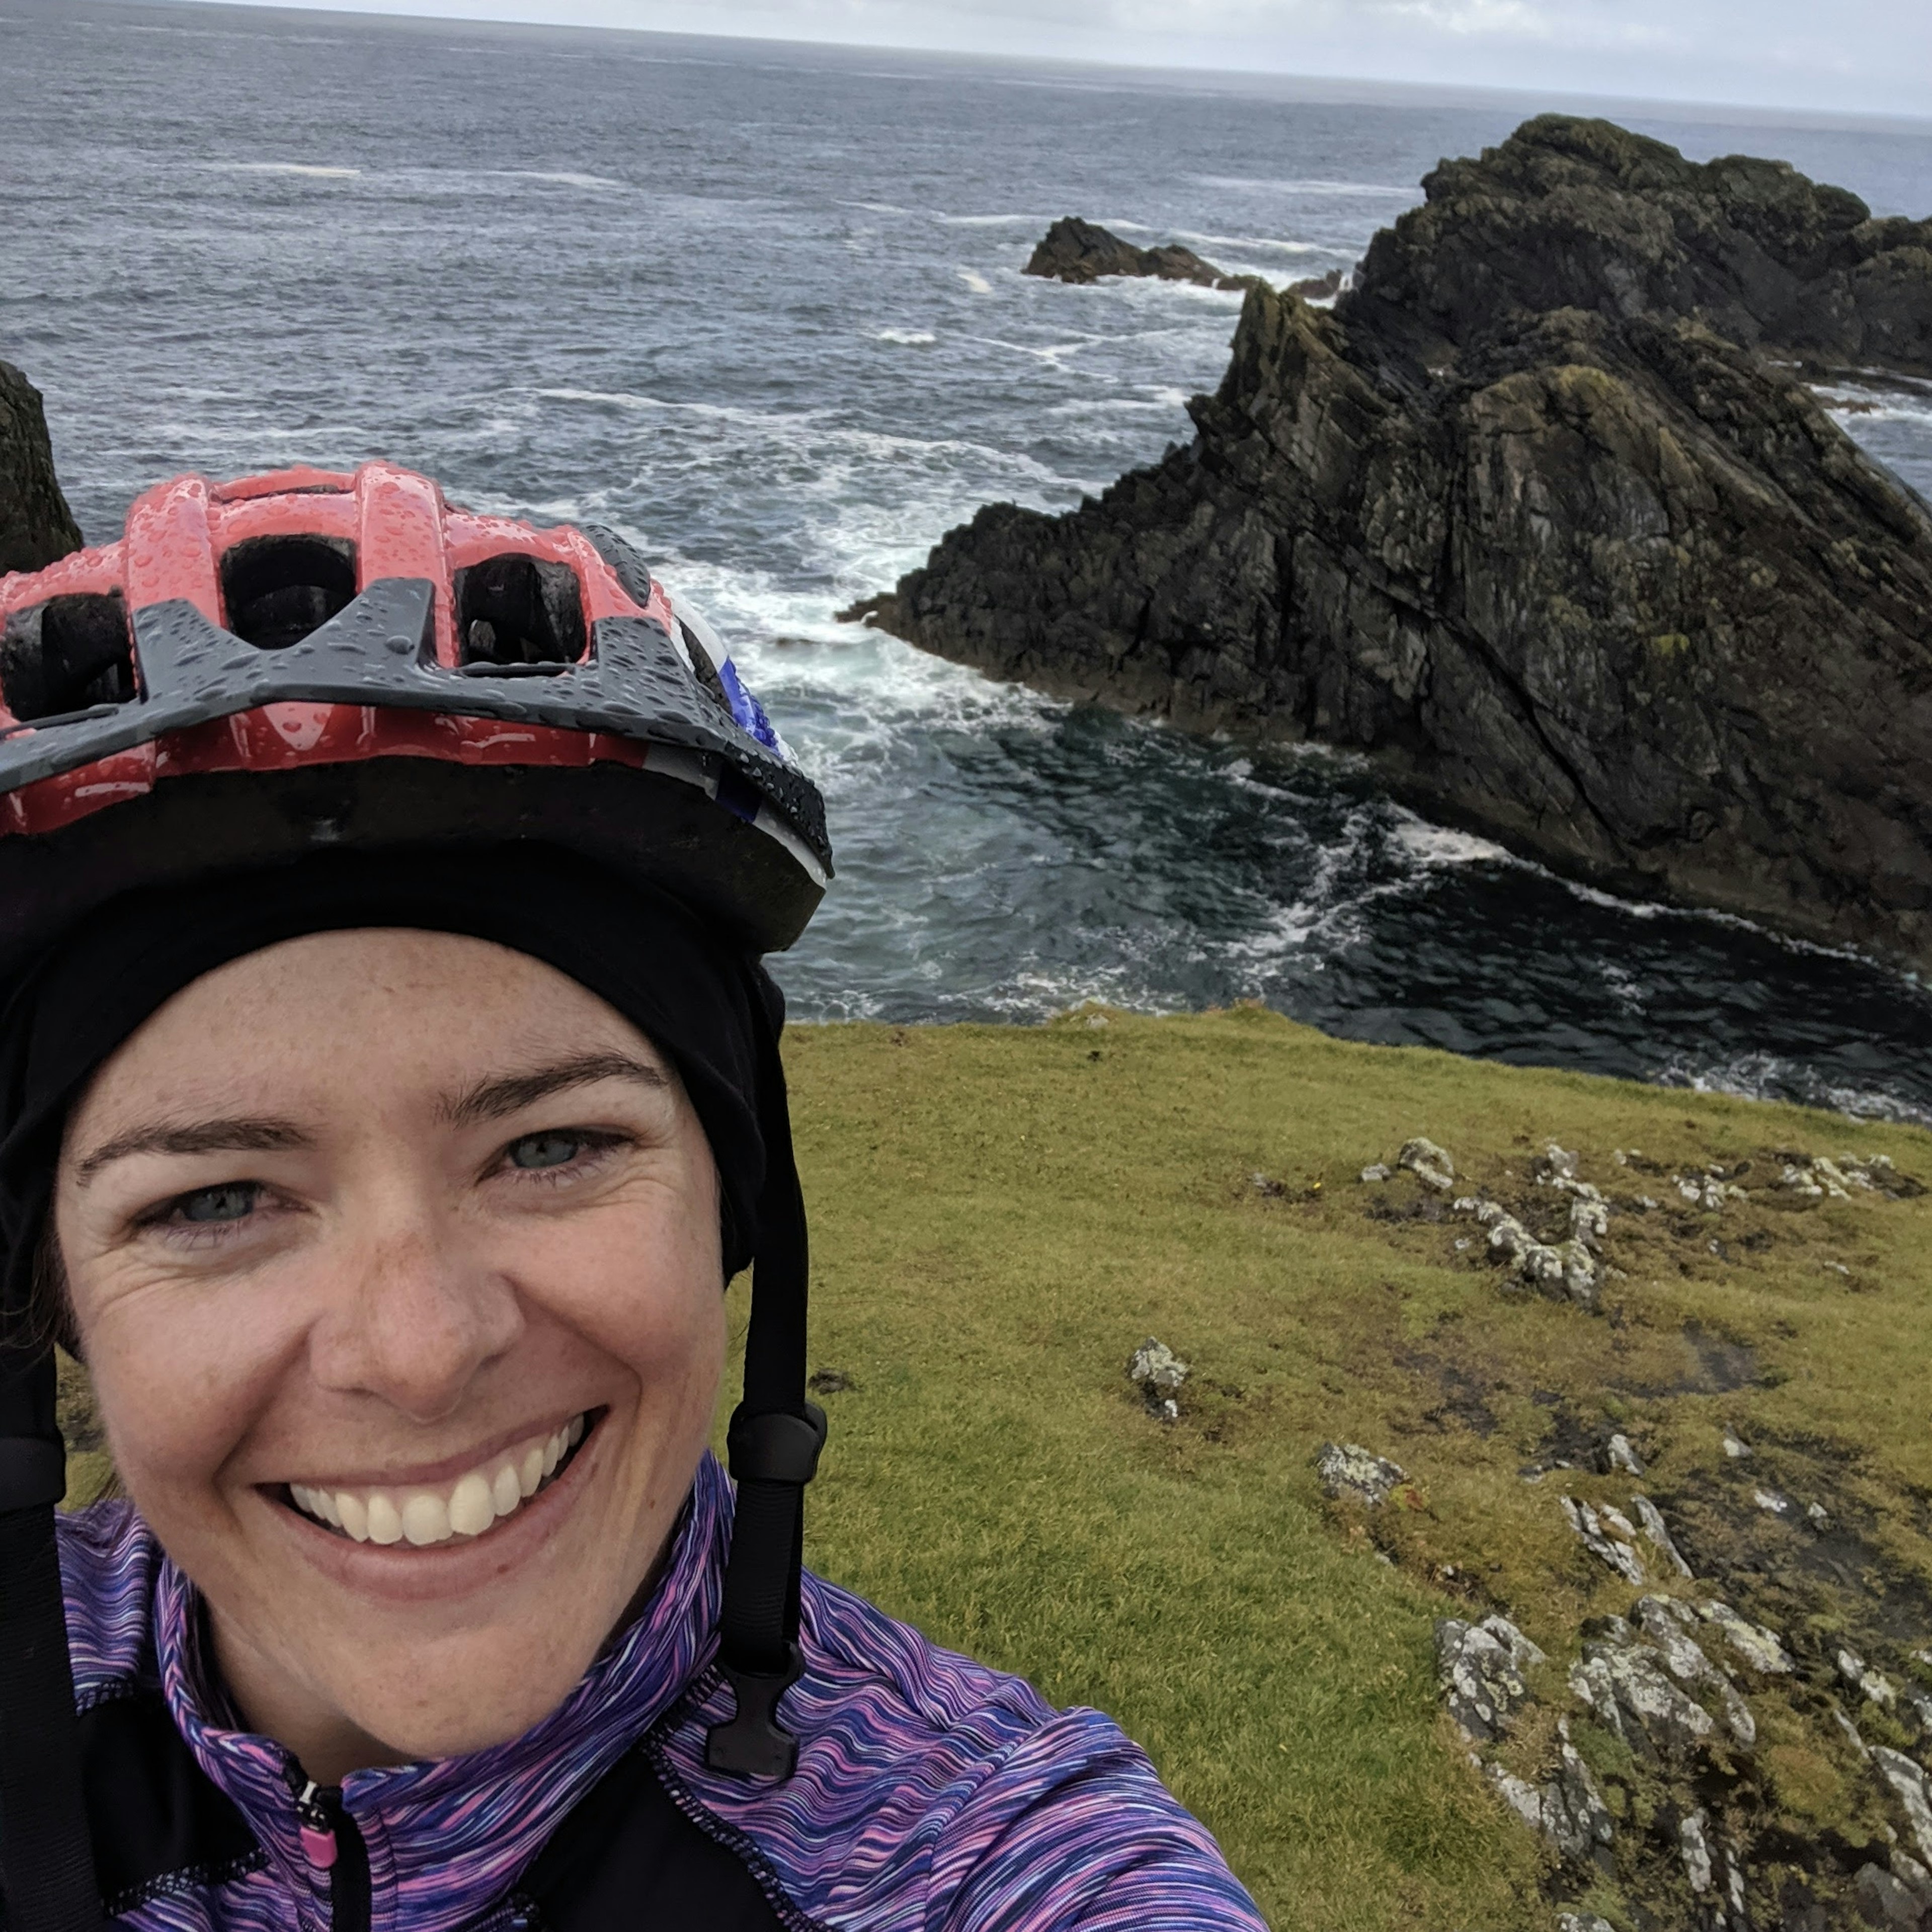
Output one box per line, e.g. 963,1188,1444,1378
0,847,822,1932
0,844,780,1325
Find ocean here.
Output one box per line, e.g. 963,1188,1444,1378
7,0,1932,1118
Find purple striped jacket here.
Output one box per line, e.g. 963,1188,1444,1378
57,1455,1267,1929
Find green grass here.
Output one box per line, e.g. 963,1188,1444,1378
64,1006,1932,1928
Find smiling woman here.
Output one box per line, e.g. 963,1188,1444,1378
0,466,1264,1931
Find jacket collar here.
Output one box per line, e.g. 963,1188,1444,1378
153,1454,729,1919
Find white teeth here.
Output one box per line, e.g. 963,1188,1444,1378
448,1472,495,1538
287,1414,590,1549
492,1462,522,1518
401,1493,450,1547
366,1493,404,1545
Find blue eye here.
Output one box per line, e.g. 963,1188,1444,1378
508,1132,588,1172
175,1183,260,1224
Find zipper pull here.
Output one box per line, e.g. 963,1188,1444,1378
293,1777,339,1872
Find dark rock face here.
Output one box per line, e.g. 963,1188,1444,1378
0,362,82,577
1024,216,1260,293
851,118,1932,968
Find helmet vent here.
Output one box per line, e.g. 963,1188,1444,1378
455,554,586,670
221,536,358,650
0,593,137,723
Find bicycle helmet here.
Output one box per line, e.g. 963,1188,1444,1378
0,463,835,1932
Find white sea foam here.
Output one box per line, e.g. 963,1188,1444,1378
937,212,1045,227
1387,815,1513,868
496,169,625,190
1194,175,1419,198
874,328,936,346
957,268,994,294
1170,230,1326,256
208,160,361,178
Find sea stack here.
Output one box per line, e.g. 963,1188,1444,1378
849,117,1932,970
0,361,82,577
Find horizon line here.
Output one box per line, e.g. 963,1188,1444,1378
106,0,1932,135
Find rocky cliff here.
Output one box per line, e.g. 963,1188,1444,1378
849,118,1932,969
0,362,81,577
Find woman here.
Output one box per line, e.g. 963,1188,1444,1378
0,465,1265,1929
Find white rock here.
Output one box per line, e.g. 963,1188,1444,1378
1631,1495,1694,1577
1560,1496,1647,1585
1680,1808,1715,1893
1840,1648,1897,1707
1754,1487,1794,1517
1436,1616,1545,1741
1694,1600,1792,1674
1723,1432,1752,1460
1873,1746,1932,1864
1398,1137,1455,1191
1569,1638,1715,1754
1606,1433,1644,1476
1127,1338,1188,1395
1359,1163,1393,1183
1317,1442,1405,1506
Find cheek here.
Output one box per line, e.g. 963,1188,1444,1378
77,1275,305,1501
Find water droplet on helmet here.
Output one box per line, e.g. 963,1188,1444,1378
385,633,414,656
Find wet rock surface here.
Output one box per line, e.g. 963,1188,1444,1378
1022,216,1261,293
0,360,82,578
850,116,1932,968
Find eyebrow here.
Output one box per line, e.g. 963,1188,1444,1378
439,1052,670,1129
72,1118,311,1185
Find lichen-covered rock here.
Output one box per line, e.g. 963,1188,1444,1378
1398,1136,1456,1191
1634,1596,1755,1743
852,116,1932,969
1561,1495,1647,1585
1854,1861,1930,1929
1629,1495,1693,1578
1436,1614,1546,1740
0,361,82,578
1570,1631,1717,1756
1317,1441,1405,1505
1126,1337,1188,1419
1873,1747,1932,1865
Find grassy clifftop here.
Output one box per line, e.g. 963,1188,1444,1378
60,1009,1932,1928
781,1010,1932,1930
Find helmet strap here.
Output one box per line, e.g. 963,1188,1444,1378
703,1005,825,1781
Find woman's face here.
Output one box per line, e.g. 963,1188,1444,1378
54,928,728,1781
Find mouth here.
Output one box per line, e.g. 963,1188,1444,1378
281,1410,599,1549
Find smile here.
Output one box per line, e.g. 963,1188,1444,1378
283,1412,594,1548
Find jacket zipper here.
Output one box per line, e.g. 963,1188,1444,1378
292,1775,372,1932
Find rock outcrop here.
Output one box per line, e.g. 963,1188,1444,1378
851,118,1932,968
1024,217,1261,293
0,362,82,577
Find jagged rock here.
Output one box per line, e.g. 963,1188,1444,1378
1855,1862,1930,1929
1570,1625,1717,1756
1561,1495,1647,1584
850,116,1932,969
1023,217,1260,293
1695,1599,1793,1674
0,361,82,578
1634,1595,1755,1743
1873,1747,1932,1864
1436,1614,1546,1740
1287,266,1346,303
1723,1432,1753,1460
1484,1740,1614,1860
1398,1136,1455,1190
1605,1433,1644,1476
1631,1495,1693,1577
1127,1337,1188,1420
1358,1162,1393,1183
1471,1202,1600,1309
1317,1441,1405,1504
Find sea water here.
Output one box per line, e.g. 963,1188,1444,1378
6,0,1932,1119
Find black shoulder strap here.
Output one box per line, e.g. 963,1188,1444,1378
517,1745,787,1932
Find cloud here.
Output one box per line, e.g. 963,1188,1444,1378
205,0,1932,119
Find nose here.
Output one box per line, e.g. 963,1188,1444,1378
307,1194,524,1425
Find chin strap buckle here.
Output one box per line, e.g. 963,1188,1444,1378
704,1643,806,1780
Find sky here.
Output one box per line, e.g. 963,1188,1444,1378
205,0,1932,120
